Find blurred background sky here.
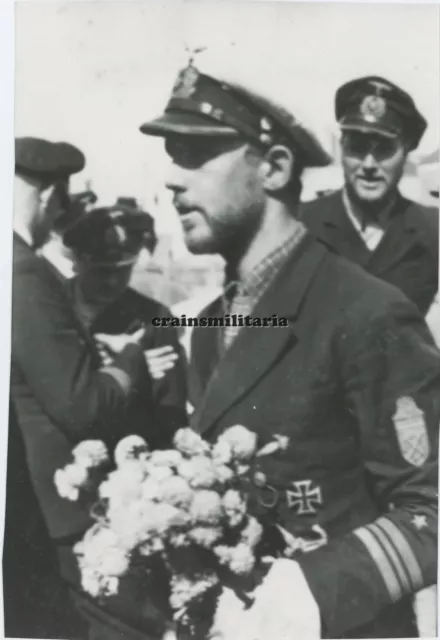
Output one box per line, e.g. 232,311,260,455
15,1,439,239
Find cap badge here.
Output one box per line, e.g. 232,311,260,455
360,95,387,123
172,63,199,100
109,210,124,220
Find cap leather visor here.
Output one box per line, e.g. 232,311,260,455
340,119,398,139
140,111,239,137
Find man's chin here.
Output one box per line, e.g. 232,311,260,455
183,236,219,255
353,186,388,205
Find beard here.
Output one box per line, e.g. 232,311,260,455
183,197,265,264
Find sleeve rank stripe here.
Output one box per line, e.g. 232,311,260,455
354,527,403,602
375,517,424,591
100,366,131,395
367,523,411,594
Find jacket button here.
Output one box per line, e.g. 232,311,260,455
253,471,267,488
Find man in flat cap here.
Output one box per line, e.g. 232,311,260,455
140,52,439,639
11,138,152,637
300,76,438,316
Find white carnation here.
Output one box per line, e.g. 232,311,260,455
98,547,130,577
147,465,174,482
217,425,257,461
54,469,80,501
140,478,162,502
240,516,263,549
114,435,149,467
139,536,165,556
108,501,155,549
178,456,218,489
173,428,210,457
188,526,223,548
228,543,255,575
190,490,223,526
72,440,109,468
98,465,144,507
102,575,120,597
221,489,247,528
150,503,187,535
149,450,183,468
169,573,219,611
81,568,102,597
158,476,193,509
215,464,234,485
63,463,89,487
212,440,233,466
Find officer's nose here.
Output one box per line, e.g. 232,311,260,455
361,153,378,171
165,163,188,195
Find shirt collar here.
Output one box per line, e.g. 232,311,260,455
342,188,399,232
224,222,308,300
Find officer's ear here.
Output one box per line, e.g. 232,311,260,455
260,144,295,192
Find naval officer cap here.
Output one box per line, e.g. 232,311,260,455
63,201,155,267
140,47,331,168
336,76,427,151
15,137,86,182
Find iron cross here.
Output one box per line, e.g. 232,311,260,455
286,479,322,515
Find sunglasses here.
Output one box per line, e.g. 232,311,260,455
341,132,402,161
165,136,245,169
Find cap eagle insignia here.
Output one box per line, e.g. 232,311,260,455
172,46,205,99
360,94,387,123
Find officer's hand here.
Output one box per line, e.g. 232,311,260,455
95,328,145,355
144,345,179,380
247,559,320,639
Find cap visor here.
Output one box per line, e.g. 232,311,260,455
140,112,239,137
340,122,398,139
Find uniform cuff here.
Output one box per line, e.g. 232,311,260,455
297,533,391,637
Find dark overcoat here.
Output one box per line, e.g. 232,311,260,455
10,234,147,540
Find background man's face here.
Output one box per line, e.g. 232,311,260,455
341,131,408,206
165,136,265,257
78,263,133,305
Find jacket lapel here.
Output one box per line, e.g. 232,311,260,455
307,191,372,267
188,297,223,411
367,196,419,274
191,236,327,435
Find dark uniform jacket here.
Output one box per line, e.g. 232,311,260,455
10,234,148,541
3,400,85,639
300,191,439,315
87,287,188,450
189,234,439,639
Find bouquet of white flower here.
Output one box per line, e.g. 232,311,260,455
55,427,326,638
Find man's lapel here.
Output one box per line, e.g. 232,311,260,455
367,196,419,274
308,192,372,267
188,297,223,411
191,236,327,435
